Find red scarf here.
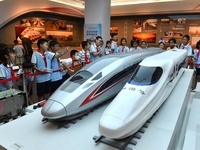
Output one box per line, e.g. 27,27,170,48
122,46,125,52
37,49,47,68
85,51,89,64
170,46,175,49
96,47,99,52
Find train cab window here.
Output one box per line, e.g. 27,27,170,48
92,72,102,81
128,65,163,85
60,70,93,93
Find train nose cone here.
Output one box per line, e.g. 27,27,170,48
41,100,67,119
99,115,125,139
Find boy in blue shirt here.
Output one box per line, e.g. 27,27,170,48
31,38,55,101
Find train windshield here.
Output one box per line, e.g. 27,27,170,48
60,70,93,93
128,66,163,85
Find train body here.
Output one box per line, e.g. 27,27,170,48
41,48,161,120
99,49,187,139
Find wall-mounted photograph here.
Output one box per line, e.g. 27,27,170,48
189,26,200,36
15,26,45,43
161,19,170,25
46,31,73,43
133,33,157,43
177,18,186,24
171,24,185,30
133,26,142,33
173,31,184,38
143,19,157,30
30,17,45,28
133,20,142,26
163,31,174,37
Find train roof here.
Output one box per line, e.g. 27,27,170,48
82,48,161,75
140,49,187,67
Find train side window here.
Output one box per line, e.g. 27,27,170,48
92,72,102,81
95,63,139,95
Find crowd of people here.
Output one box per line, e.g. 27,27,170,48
0,33,200,104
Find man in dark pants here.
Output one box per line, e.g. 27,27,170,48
19,34,33,62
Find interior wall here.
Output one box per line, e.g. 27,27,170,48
0,12,84,48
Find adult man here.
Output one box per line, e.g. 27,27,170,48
89,36,103,62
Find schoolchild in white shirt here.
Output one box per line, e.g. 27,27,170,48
179,35,193,68
31,38,55,101
130,38,142,51
79,41,90,67
111,34,118,53
140,40,148,49
104,40,112,55
61,50,81,82
117,38,129,53
167,38,177,50
0,47,15,91
193,40,200,84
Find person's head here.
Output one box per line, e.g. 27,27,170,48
48,35,53,40
168,38,176,48
49,40,60,52
14,40,18,45
120,38,127,46
111,34,117,41
105,40,111,48
70,49,79,60
158,42,165,50
95,36,103,46
0,47,15,65
131,38,139,47
19,34,24,40
22,62,34,74
182,34,190,45
141,40,148,49
37,38,48,51
82,41,90,51
195,40,200,49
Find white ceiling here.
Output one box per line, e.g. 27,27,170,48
49,0,200,16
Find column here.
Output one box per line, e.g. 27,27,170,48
84,0,111,43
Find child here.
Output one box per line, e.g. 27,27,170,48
17,61,34,104
167,38,177,50
130,38,142,51
179,35,193,68
13,40,24,67
117,38,129,53
193,40,200,87
0,47,15,91
31,38,55,101
158,42,166,50
49,40,68,94
79,41,90,67
140,40,148,49
104,40,112,55
61,50,80,81
111,34,118,53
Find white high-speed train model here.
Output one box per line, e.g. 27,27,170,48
99,49,187,139
41,48,161,120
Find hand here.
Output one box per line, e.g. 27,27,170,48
41,69,48,72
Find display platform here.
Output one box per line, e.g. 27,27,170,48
0,69,194,150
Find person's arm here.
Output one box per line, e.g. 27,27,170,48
62,62,74,74
55,46,69,58
33,65,47,73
